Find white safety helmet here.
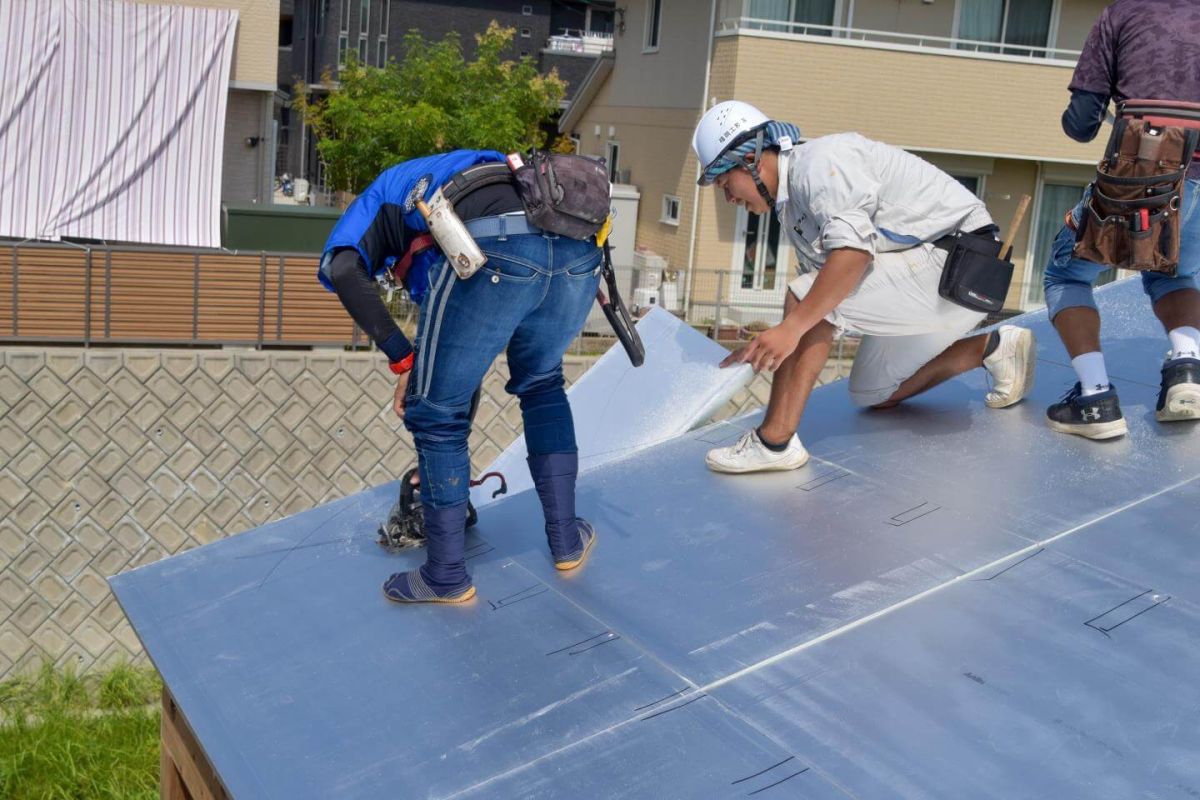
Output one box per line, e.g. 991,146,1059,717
692,101,770,185
692,100,800,208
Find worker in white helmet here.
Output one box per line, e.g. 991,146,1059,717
693,101,1036,474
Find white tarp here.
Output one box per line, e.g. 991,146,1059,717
0,0,237,247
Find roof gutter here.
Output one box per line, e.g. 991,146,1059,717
684,0,719,320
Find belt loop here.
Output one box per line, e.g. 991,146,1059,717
498,215,508,241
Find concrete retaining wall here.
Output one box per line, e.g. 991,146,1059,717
0,345,795,679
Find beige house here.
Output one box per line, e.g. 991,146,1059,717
561,0,1115,325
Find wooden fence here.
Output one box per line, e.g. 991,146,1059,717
0,243,360,347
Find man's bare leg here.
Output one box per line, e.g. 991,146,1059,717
871,333,990,409
1042,305,1129,437
704,296,830,473
1053,306,1102,359
758,296,835,443
1152,287,1200,334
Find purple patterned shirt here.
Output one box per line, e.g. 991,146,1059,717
1069,0,1200,177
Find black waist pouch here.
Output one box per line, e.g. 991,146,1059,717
510,151,612,240
936,230,1012,314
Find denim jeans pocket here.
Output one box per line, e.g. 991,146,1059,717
563,250,603,278
480,245,549,286
480,252,541,283
1050,222,1077,269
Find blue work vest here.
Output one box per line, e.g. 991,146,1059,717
318,149,506,304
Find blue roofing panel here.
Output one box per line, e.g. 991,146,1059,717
111,278,1200,798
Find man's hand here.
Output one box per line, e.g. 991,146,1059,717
721,318,802,372
393,372,410,418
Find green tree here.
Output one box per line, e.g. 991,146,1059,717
296,23,566,193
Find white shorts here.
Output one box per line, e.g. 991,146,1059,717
788,243,986,408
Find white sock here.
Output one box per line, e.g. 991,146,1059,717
1167,326,1200,360
1072,352,1109,396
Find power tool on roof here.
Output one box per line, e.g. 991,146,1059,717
377,387,508,550
377,468,507,551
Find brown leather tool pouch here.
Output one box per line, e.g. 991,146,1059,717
1073,101,1200,275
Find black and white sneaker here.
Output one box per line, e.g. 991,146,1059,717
1046,382,1127,440
1157,356,1200,422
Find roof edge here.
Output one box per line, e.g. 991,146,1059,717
558,51,615,134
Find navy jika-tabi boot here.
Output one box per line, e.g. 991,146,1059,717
553,518,597,572
527,452,598,572
382,502,475,604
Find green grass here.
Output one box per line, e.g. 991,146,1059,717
0,661,162,800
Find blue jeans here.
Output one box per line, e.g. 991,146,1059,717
403,232,603,509
1044,178,1200,320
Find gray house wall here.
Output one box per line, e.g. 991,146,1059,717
388,0,552,61
223,89,274,205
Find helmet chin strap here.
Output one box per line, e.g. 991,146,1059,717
732,130,774,210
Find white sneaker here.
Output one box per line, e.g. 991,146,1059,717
983,325,1036,409
705,429,810,474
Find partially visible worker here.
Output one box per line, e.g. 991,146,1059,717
693,101,1035,474
1041,0,1200,438
319,149,605,603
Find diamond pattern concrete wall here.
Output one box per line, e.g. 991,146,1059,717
0,345,812,680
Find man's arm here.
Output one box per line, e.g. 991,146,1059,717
1064,6,1115,144
783,247,870,332
1061,89,1109,143
721,247,870,371
327,248,413,363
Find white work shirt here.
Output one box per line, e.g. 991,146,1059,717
775,133,992,272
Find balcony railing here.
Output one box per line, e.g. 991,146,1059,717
546,30,614,55
716,13,1081,64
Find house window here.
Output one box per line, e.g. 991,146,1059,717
605,141,620,182
275,108,290,175
587,6,615,34
522,4,533,15
340,0,350,32
338,34,349,67
359,0,370,36
645,0,662,51
661,195,681,225
952,174,985,198
739,208,785,291
956,0,1053,57
378,0,389,64
358,36,367,63
746,0,835,34
279,16,293,48
520,27,532,38
1025,183,1115,306
791,0,835,26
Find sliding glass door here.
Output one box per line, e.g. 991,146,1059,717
1027,183,1116,307
957,0,1053,56
747,0,836,33
731,207,788,306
